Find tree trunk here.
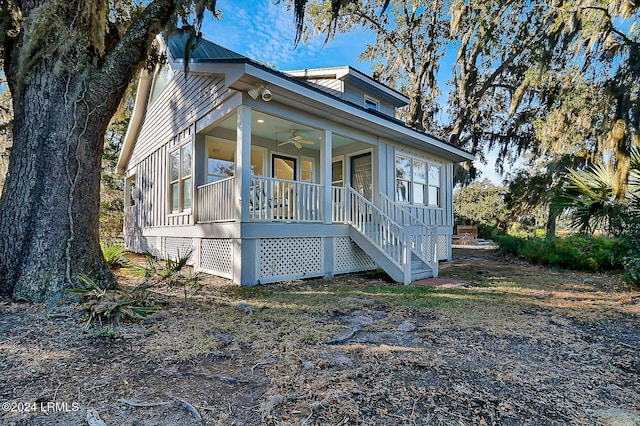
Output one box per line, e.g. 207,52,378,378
545,207,557,240
0,60,117,303
0,0,180,304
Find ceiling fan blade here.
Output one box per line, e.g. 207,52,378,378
292,135,303,141
298,139,315,145
294,141,302,149
278,141,289,146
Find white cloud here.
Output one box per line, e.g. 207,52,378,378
203,0,342,69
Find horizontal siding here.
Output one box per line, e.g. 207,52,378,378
303,78,343,98
344,85,396,117
131,73,227,163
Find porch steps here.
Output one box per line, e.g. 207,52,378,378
411,254,432,281
348,228,434,283
348,228,406,283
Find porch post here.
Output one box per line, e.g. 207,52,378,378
236,106,252,222
321,130,332,224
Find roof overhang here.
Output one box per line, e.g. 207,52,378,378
219,61,472,163
285,66,410,107
118,55,473,173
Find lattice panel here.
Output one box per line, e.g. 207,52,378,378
334,237,376,273
258,238,322,280
200,239,233,277
438,234,449,260
411,234,435,263
164,237,194,263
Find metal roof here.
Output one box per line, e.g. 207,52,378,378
166,33,246,61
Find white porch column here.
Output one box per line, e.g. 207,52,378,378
320,130,332,224
236,106,252,222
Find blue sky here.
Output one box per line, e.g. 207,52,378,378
202,0,377,70
201,0,505,184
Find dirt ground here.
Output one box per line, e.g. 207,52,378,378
0,248,639,425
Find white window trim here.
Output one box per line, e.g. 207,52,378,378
169,137,193,214
394,153,442,208
300,155,315,183
251,145,268,176
332,155,345,187
364,94,380,111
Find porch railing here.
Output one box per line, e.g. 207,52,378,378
250,175,323,222
347,187,408,269
331,186,347,223
196,176,236,223
399,204,446,226
380,193,438,276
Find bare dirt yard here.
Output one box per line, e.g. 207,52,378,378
1,248,639,425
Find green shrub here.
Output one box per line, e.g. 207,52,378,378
496,235,620,272
101,242,131,269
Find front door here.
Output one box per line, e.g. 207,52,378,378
272,154,297,218
350,152,372,201
272,154,297,181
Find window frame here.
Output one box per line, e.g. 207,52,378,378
169,138,193,214
364,95,380,111
394,153,442,208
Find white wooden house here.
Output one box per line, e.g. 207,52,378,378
117,35,474,285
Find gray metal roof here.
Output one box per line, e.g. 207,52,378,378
166,33,246,61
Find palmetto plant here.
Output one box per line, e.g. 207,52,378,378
552,149,640,284
552,150,640,235
68,274,156,327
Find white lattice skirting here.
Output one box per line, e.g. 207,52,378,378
258,237,323,282
334,237,376,273
163,237,194,264
438,234,449,260
200,238,233,278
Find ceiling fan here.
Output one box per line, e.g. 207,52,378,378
278,130,315,149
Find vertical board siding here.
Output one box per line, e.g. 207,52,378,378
133,146,167,227
127,72,230,228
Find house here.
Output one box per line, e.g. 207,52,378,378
117,34,474,285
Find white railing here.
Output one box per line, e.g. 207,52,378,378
250,175,323,222
347,187,408,269
380,194,438,276
196,176,236,223
331,186,347,223
379,195,446,226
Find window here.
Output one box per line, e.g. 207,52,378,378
251,147,266,176
206,137,235,183
149,63,174,104
332,159,344,186
170,141,192,213
364,95,379,111
126,175,136,207
301,157,314,182
395,154,441,207
428,165,440,207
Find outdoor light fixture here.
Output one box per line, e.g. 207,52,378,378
247,85,272,102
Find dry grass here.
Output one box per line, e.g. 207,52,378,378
0,249,638,425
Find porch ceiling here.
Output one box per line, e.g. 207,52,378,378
213,110,355,151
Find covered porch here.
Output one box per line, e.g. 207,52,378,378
191,106,447,228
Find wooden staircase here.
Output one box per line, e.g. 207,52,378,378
341,187,438,284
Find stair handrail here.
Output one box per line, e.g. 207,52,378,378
379,193,438,276
345,187,409,272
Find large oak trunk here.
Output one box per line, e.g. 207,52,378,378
0,60,117,303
